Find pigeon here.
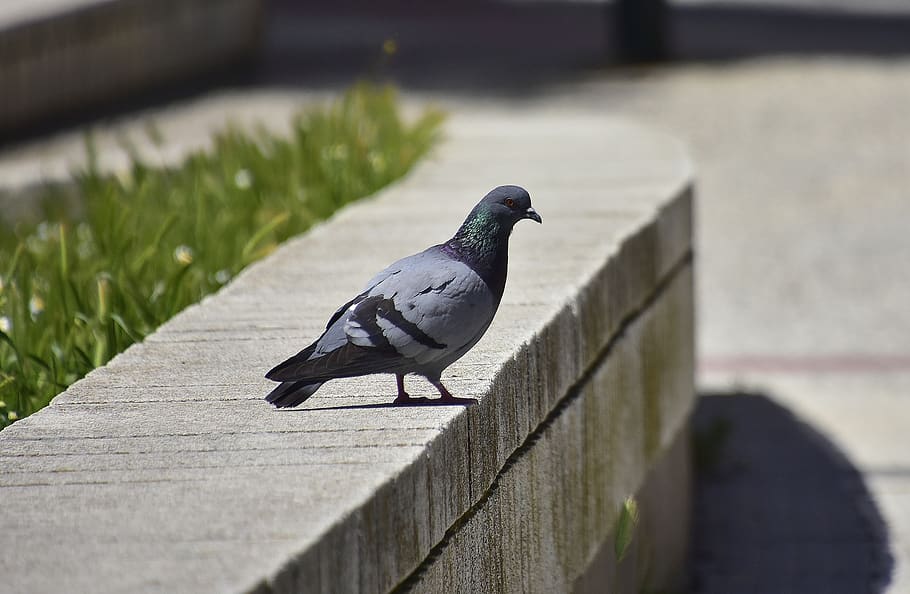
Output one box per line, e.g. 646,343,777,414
265,185,541,407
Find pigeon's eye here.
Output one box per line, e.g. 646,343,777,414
504,197,515,208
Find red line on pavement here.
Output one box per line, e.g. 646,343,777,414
699,354,910,374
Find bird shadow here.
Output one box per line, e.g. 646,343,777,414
285,396,478,412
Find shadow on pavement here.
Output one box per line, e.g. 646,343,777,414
286,398,477,412
691,393,893,593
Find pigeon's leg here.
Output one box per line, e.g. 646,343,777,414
393,374,430,405
429,379,478,406
393,374,412,403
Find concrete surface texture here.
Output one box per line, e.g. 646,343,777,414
0,113,694,592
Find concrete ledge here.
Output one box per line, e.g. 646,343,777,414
0,0,263,134
405,265,694,593
0,112,694,593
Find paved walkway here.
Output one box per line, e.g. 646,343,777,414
2,1,909,590
578,61,910,592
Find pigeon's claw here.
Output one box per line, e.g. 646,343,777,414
388,375,476,406
392,374,431,405
430,379,478,406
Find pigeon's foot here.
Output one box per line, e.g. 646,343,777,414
389,376,477,406
393,374,432,405
430,379,478,406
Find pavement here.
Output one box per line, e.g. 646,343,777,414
583,60,910,592
2,0,909,591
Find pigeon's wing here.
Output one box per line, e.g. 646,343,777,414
345,253,497,367
265,310,403,382
266,248,496,382
265,262,404,382
321,262,406,332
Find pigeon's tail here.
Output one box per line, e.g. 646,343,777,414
265,380,323,408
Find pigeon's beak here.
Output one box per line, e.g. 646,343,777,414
525,207,542,224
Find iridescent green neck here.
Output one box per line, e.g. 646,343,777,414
452,208,502,255
444,206,511,300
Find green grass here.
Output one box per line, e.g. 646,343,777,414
0,84,444,428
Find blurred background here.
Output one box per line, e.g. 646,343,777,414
1,0,909,591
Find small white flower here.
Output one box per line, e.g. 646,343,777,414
75,223,94,259
115,168,134,190
214,269,232,285
0,316,10,333
368,152,386,173
234,169,253,190
150,281,166,303
36,222,51,241
322,145,349,161
29,295,45,317
174,245,194,265
7,411,18,421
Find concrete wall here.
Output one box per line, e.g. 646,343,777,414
0,0,263,134
404,265,694,593
0,112,694,593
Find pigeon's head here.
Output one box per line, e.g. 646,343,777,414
451,185,541,252
479,185,542,228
